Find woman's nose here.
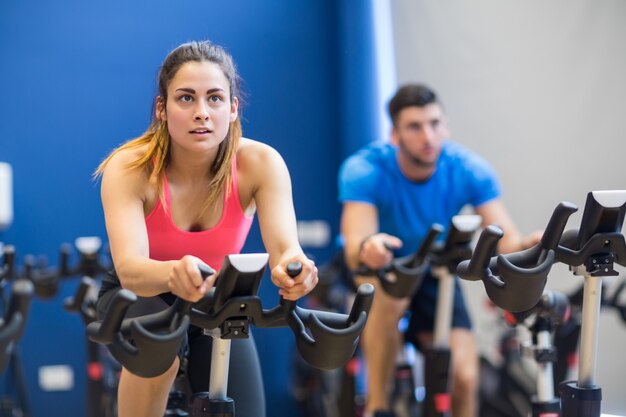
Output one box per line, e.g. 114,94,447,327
194,103,210,121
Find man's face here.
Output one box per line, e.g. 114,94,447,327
391,103,449,168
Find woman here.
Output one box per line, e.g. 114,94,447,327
95,40,318,417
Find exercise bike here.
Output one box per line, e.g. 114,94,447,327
458,190,626,417
357,214,482,417
87,253,374,416
0,244,35,417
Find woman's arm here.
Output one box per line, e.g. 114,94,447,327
100,149,213,301
241,141,317,301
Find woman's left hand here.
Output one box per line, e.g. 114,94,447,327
271,256,318,301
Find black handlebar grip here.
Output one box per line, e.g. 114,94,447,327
347,283,375,325
63,279,90,312
382,242,395,252
197,263,216,279
2,245,15,279
5,279,34,342
63,277,96,314
407,224,444,268
287,262,303,277
457,225,503,281
280,262,303,310
59,244,72,276
23,255,35,280
87,289,137,344
175,262,217,316
540,202,578,250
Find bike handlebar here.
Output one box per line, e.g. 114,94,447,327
458,192,626,312
355,225,442,298
28,238,110,300
456,202,577,312
0,245,16,284
63,277,99,325
0,278,34,372
356,214,482,298
87,254,374,378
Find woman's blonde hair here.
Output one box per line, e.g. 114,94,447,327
95,41,242,217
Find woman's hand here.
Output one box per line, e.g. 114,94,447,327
271,255,318,301
168,255,217,302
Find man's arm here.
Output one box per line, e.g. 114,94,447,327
340,202,401,271
475,199,542,254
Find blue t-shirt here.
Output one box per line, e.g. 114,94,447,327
338,141,501,257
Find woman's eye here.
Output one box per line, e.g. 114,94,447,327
179,95,193,102
209,95,223,103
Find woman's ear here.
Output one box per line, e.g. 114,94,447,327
155,96,166,121
230,96,239,122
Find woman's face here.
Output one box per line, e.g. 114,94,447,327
157,61,238,156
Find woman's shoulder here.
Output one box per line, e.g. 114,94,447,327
236,137,283,170
235,138,288,194
107,145,148,166
101,144,153,192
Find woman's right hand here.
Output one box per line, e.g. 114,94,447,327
168,255,217,302
358,233,403,270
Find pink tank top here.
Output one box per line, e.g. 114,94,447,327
145,159,254,271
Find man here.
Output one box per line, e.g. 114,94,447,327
339,84,540,417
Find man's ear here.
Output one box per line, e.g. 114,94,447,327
441,115,451,138
155,96,166,121
230,96,239,123
390,126,399,145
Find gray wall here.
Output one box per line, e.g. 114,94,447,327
390,0,626,413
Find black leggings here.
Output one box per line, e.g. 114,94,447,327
97,286,266,417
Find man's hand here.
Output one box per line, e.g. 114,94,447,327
358,233,403,270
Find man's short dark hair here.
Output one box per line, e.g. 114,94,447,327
388,84,439,125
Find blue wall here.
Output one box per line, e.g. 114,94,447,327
0,1,377,416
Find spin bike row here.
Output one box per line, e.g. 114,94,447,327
0,238,103,375
355,190,626,417
2,239,376,417
4,190,626,417
457,190,626,417
0,237,123,417
0,243,34,374
0,236,111,349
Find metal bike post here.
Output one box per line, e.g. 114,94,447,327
432,266,454,349
560,273,602,417
191,329,235,417
423,266,454,417
209,336,232,400
529,321,561,417
535,329,555,403
578,274,602,389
